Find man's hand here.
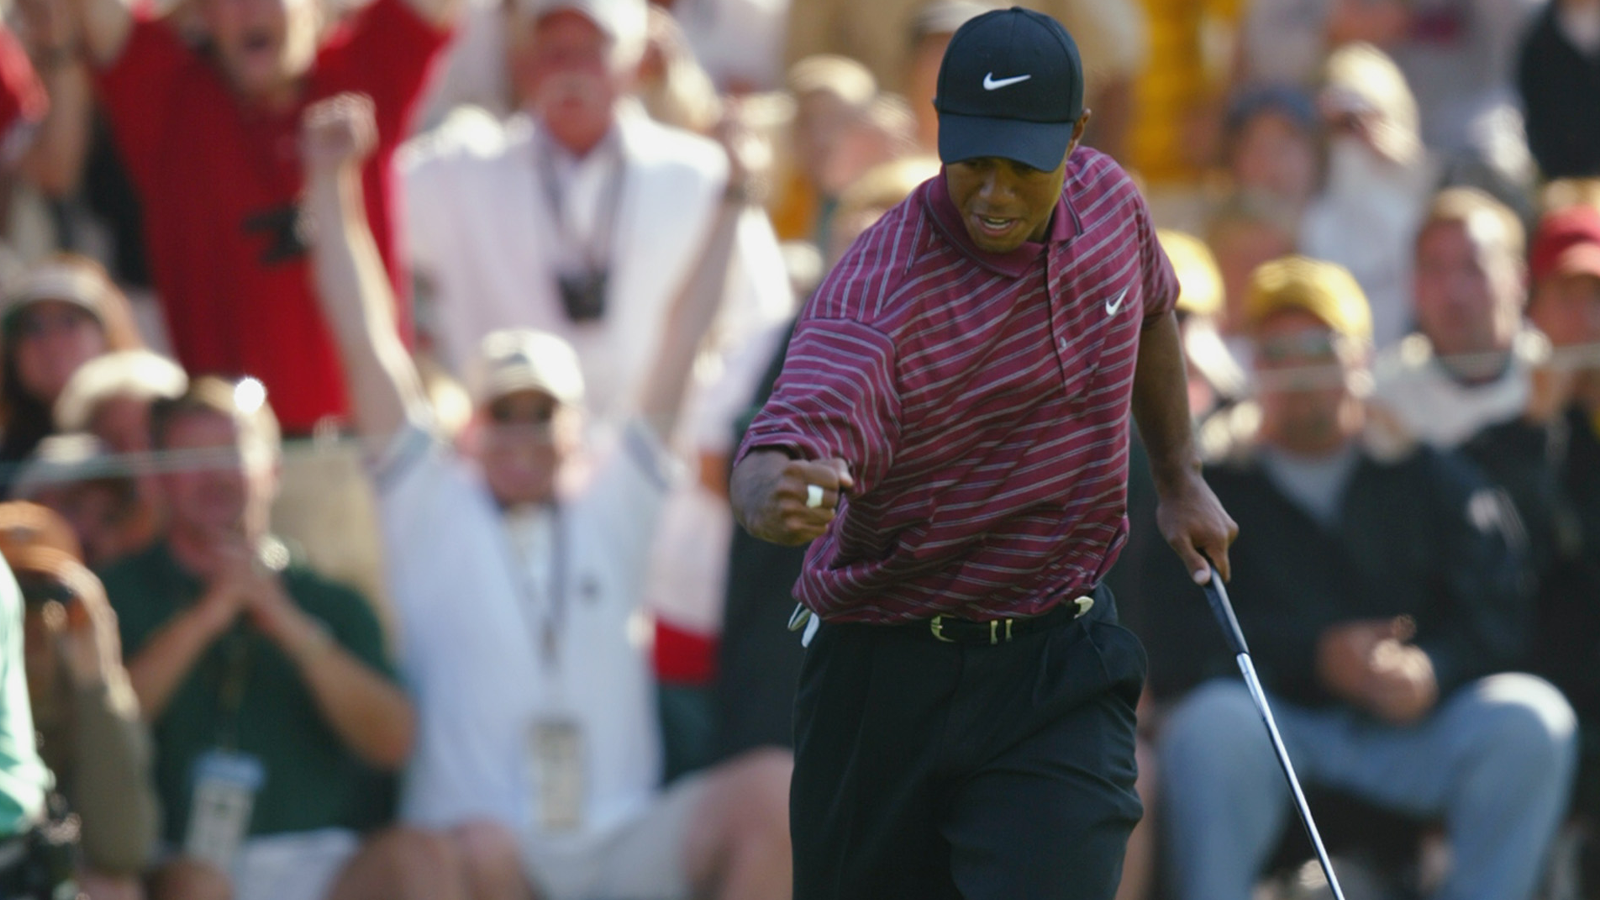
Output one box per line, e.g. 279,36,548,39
1154,468,1238,584
1316,617,1438,725
56,583,125,690
301,93,377,180
730,449,853,546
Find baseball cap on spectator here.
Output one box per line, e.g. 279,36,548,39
1,260,110,333
54,350,189,434
933,7,1085,172
469,329,586,408
1319,42,1420,166
1158,229,1224,318
1245,256,1373,341
522,0,649,69
1529,205,1600,287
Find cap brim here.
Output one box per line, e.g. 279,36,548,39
937,112,1073,172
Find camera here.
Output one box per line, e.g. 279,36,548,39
557,270,608,323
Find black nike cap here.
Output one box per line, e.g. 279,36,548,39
933,7,1085,171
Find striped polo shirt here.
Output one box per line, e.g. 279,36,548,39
736,147,1178,624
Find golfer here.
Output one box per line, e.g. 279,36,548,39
729,8,1238,898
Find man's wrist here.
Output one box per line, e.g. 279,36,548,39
288,617,335,667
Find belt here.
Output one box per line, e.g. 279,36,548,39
918,594,1097,645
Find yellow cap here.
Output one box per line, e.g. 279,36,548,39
1244,256,1372,341
1157,229,1223,318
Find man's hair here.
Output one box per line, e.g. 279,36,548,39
149,376,282,462
1415,186,1525,261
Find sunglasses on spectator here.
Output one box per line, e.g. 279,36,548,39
1255,330,1341,363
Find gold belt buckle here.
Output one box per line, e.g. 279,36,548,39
989,619,1014,644
930,616,954,643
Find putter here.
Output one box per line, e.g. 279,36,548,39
1200,564,1347,900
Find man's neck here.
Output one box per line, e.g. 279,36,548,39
1438,343,1514,387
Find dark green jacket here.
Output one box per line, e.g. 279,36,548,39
1143,443,1531,708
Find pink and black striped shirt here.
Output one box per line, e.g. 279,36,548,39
737,148,1178,624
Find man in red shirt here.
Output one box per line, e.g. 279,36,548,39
67,0,455,433
730,9,1237,899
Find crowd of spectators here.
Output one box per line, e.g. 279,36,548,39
0,0,1589,897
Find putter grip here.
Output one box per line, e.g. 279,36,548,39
1201,566,1251,657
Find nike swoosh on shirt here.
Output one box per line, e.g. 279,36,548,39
982,72,1033,90
1105,286,1132,316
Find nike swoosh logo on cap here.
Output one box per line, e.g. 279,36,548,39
982,72,1032,90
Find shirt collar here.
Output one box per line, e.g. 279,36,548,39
922,167,1081,279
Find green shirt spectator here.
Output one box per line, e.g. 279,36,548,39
100,541,395,844
0,556,49,836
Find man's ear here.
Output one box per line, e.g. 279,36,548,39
1066,108,1092,157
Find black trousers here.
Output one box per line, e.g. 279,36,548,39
790,585,1145,900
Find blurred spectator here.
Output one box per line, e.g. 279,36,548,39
1516,204,1600,882
1518,0,1600,179
1151,255,1575,900
904,0,994,152
405,0,793,687
3,501,157,900
1300,42,1431,349
13,434,152,569
405,0,790,413
98,377,463,900
1220,87,1321,220
0,255,143,493
1239,0,1539,166
1371,187,1547,447
0,553,54,896
304,92,792,900
775,54,875,245
1204,192,1299,354
67,0,456,434
638,4,720,134
1238,0,1409,88
54,349,187,456
714,154,937,764
784,0,1146,161
659,0,787,93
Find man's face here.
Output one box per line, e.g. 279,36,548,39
514,10,623,154
477,390,579,508
1531,271,1600,349
944,155,1068,254
1412,220,1522,361
202,0,318,102
1230,111,1318,210
1254,309,1359,455
9,301,106,406
157,410,271,542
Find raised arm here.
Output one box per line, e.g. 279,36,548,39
56,0,131,66
402,0,458,30
304,93,431,443
5,6,92,195
1131,309,1238,582
634,123,764,443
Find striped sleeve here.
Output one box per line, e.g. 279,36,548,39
735,315,901,494
1134,185,1179,327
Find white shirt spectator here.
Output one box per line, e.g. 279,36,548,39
402,100,792,422
1371,327,1549,449
377,420,672,842
402,99,793,637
